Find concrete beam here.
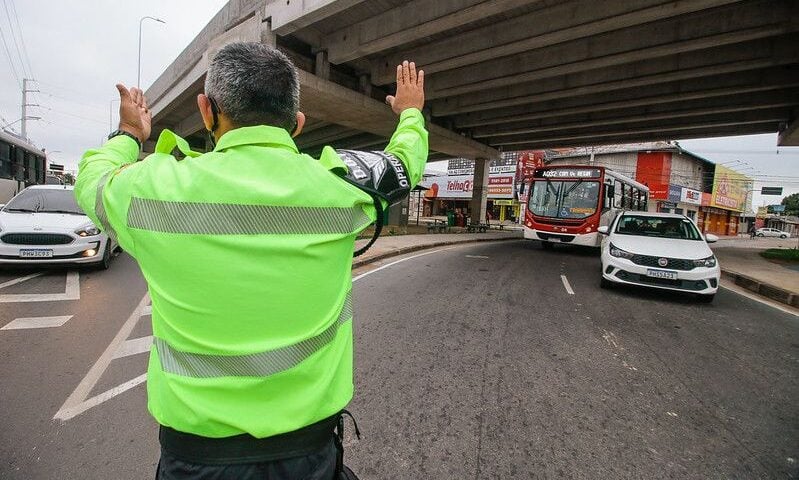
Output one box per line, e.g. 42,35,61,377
371,0,744,85
296,68,499,159
504,123,781,150
470,158,489,226
432,36,799,116
452,66,799,128
424,0,796,98
490,111,788,147
777,108,799,146
472,94,799,139
322,0,536,64
267,0,368,35
175,111,205,138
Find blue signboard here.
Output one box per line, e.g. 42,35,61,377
668,184,683,203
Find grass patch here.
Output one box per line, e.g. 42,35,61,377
760,248,799,262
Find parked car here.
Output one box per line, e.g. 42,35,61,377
755,227,790,238
0,185,116,269
598,212,720,302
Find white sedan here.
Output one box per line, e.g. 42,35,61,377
755,227,790,238
598,212,720,302
0,185,116,269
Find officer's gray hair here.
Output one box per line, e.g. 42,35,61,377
205,42,299,131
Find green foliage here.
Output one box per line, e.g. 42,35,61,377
781,193,799,215
760,248,799,262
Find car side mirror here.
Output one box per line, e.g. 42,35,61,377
597,226,609,235
705,233,718,243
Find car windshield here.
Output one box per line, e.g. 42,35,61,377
528,180,599,219
615,215,702,240
3,188,84,215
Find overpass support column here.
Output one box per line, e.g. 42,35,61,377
470,158,489,226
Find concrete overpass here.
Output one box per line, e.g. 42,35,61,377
145,0,799,222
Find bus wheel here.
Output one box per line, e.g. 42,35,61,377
541,241,553,250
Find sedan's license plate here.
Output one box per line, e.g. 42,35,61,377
646,269,677,280
19,249,53,258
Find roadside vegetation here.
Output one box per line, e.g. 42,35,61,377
760,248,799,262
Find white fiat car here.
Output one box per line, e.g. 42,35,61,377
0,185,116,268
598,212,720,302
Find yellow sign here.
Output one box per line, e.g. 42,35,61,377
711,165,751,212
494,199,515,206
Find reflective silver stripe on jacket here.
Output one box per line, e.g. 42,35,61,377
95,171,118,243
127,197,372,234
154,292,353,378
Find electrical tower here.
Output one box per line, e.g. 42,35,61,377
21,78,40,140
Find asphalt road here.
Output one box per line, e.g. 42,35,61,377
1,240,797,479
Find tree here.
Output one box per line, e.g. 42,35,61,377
781,192,799,215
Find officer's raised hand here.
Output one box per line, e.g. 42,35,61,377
115,83,152,143
385,60,424,115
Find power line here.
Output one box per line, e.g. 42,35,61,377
1,0,29,79
0,23,20,86
6,0,32,77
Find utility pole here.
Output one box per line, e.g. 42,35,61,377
21,78,40,141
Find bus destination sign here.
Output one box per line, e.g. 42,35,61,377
536,168,601,179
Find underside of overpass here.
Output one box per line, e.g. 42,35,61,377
145,0,799,160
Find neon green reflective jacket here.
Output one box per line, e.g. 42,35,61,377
75,108,428,438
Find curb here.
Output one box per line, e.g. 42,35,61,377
352,234,522,269
720,268,799,308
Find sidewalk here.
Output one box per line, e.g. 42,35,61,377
710,237,799,308
353,230,522,268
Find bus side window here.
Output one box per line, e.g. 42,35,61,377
25,152,37,183
0,141,11,179
36,156,45,184
13,147,24,181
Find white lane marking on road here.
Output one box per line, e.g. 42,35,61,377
352,247,456,283
112,336,153,359
54,374,148,421
560,275,575,295
720,282,799,318
141,305,152,315
54,293,150,421
1,315,73,330
0,271,80,303
465,255,489,259
0,272,44,290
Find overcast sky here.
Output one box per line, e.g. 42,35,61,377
2,0,798,208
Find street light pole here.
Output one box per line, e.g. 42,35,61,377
137,16,166,88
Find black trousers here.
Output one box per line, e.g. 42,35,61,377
155,437,337,480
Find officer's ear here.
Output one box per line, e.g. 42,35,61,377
197,94,214,131
291,111,305,138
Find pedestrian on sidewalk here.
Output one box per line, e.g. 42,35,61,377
75,43,428,479
749,224,756,239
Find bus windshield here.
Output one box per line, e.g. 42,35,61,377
528,180,599,219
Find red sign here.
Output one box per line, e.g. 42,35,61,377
635,152,672,200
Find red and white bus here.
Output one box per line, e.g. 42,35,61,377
524,166,649,248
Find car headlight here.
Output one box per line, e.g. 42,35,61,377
609,243,635,259
75,224,101,237
693,255,716,268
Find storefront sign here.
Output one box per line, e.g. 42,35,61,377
680,187,702,205
635,152,672,200
422,174,515,199
711,165,751,212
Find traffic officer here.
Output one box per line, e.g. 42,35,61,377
74,42,428,479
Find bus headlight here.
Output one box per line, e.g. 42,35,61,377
609,243,635,259
693,255,716,268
